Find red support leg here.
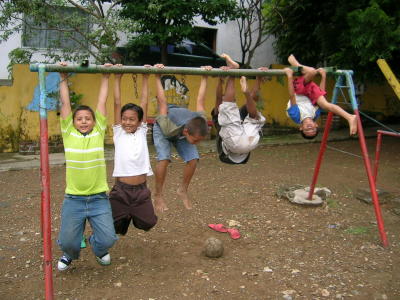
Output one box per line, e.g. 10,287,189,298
354,110,388,247
308,112,334,200
38,65,54,300
40,118,54,299
374,132,383,185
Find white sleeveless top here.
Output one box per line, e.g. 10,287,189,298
112,123,153,177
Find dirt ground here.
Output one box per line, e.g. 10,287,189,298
0,137,399,300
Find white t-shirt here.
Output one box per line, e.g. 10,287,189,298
112,123,153,177
286,95,320,124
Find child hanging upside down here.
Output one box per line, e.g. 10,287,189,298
284,54,357,139
211,53,266,164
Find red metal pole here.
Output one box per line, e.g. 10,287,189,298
40,119,54,299
307,112,334,200
38,65,54,299
354,110,388,247
377,130,400,138
373,132,383,184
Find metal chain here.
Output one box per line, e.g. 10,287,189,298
132,74,138,99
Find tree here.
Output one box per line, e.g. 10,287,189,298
237,0,269,68
0,0,133,64
262,0,400,82
117,0,241,64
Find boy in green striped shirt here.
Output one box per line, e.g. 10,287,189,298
57,62,118,271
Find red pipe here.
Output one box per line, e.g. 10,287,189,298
354,110,388,247
377,130,400,138
308,112,334,200
40,119,54,299
373,132,383,184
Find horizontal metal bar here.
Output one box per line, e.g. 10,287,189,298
377,130,400,137
30,64,347,77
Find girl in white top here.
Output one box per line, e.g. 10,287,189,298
109,67,157,236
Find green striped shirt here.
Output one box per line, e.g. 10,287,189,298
61,111,108,195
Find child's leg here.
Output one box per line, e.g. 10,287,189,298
131,185,158,231
174,138,200,210
87,193,118,258
240,76,258,119
223,76,236,102
177,159,197,210
220,53,239,103
58,196,87,260
154,160,170,212
288,54,317,83
215,77,224,112
316,96,358,135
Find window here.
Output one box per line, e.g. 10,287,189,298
193,27,217,51
22,7,90,50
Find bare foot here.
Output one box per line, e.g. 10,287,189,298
239,76,249,93
220,53,239,69
177,187,192,210
288,54,300,67
153,194,169,213
349,115,358,135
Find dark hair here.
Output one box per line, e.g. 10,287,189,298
185,116,208,137
301,128,319,140
121,103,143,121
73,105,95,121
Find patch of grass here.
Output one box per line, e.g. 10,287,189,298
345,226,369,235
327,199,339,208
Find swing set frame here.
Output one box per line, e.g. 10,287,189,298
30,63,389,300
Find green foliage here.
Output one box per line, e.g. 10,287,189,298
262,0,400,82
0,0,133,64
327,199,339,208
49,87,83,110
7,48,32,79
118,0,240,63
69,91,83,110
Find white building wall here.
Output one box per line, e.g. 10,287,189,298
1,11,276,79
0,32,21,80
213,20,276,68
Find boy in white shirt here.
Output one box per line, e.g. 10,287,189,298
285,55,357,139
109,67,157,235
211,54,266,164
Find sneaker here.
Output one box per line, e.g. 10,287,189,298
96,253,111,266
57,255,72,271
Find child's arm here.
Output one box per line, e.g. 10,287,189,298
155,64,168,116
215,77,224,112
114,69,123,125
140,65,151,122
197,65,212,112
59,62,71,119
284,68,296,105
97,63,113,116
317,68,326,92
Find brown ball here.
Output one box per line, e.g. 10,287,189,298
204,237,224,258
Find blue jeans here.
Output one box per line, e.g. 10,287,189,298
153,123,199,162
57,193,118,260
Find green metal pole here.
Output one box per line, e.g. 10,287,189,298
30,64,341,77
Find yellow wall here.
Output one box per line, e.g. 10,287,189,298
0,64,397,152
